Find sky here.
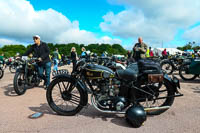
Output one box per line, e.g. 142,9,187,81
0,0,200,50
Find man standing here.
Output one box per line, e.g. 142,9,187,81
132,37,148,61
23,35,51,89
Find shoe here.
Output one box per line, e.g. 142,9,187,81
44,84,49,90
44,85,47,90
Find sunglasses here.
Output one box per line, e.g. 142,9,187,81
33,37,38,40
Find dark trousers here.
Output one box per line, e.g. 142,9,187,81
72,60,77,72
38,62,51,86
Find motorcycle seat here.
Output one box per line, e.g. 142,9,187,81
116,68,138,81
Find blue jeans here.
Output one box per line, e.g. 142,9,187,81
53,59,58,71
38,62,51,86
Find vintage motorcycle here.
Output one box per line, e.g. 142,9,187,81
0,61,4,79
179,58,200,80
46,59,183,127
13,57,41,95
160,55,185,74
9,58,24,73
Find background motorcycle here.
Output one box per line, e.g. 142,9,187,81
0,61,4,79
46,58,182,127
179,58,199,80
160,55,184,74
9,58,24,73
13,57,41,95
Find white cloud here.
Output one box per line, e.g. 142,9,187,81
0,38,22,46
182,25,200,42
103,0,200,46
0,0,121,45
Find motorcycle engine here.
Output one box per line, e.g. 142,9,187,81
92,78,127,111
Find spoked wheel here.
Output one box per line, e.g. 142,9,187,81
161,61,173,74
0,68,4,79
9,65,16,73
138,80,175,115
179,63,198,81
46,78,85,116
13,72,27,95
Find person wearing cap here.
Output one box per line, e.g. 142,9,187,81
23,35,51,89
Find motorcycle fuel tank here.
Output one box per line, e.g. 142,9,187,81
85,64,114,79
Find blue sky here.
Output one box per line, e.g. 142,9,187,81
0,0,200,49
28,0,124,33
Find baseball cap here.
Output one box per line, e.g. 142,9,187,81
33,35,41,39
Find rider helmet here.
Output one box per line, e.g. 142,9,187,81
125,105,147,128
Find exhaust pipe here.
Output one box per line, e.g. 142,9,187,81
144,106,170,112
91,95,170,114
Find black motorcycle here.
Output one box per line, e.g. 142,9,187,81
13,57,41,95
0,61,4,79
46,59,182,127
160,56,184,74
9,58,23,73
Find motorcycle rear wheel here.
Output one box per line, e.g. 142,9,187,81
160,60,173,74
13,72,27,95
179,63,198,81
46,78,85,116
9,65,16,73
138,79,175,115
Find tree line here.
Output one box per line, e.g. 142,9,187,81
0,43,127,58
177,41,200,51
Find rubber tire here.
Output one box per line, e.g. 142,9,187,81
179,63,198,81
139,78,175,115
160,60,174,74
46,78,85,116
0,69,4,79
9,65,16,73
13,72,27,95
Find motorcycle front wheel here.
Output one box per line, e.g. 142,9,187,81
46,78,85,116
0,68,4,79
13,72,27,95
179,63,198,81
138,79,175,115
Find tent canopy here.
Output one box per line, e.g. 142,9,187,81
153,48,183,55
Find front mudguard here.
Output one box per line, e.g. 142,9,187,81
164,74,180,93
52,74,88,106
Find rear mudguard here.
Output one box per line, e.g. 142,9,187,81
52,74,88,106
164,74,180,93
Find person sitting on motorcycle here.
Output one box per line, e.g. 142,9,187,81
162,48,168,59
23,35,51,89
132,37,148,61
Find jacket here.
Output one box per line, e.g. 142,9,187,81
133,42,148,59
23,41,51,65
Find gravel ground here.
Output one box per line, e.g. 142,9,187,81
0,65,200,133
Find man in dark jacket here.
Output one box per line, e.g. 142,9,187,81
23,35,51,89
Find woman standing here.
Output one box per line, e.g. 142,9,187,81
81,47,87,58
71,47,78,72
